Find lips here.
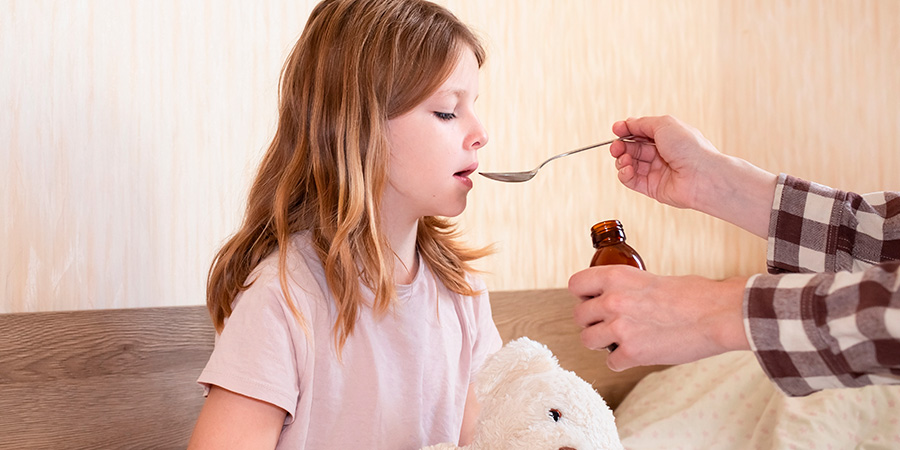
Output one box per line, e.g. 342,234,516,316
454,162,478,178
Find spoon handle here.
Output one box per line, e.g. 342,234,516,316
536,138,618,170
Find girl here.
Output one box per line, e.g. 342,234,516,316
187,0,500,448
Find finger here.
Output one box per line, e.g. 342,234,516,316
611,120,631,138
579,322,616,353
607,348,642,372
613,137,659,170
604,337,637,372
609,139,626,158
623,115,669,141
615,152,634,169
567,267,609,299
617,165,636,187
605,349,629,372
615,153,638,182
629,141,659,164
572,296,605,329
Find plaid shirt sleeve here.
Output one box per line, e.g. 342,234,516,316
744,174,900,396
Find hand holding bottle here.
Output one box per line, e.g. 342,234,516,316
570,267,750,371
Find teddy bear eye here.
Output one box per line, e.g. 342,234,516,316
549,408,562,422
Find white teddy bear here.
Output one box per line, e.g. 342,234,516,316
423,337,623,450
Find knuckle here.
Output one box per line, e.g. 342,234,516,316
604,293,625,313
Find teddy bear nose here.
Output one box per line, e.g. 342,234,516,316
559,447,576,450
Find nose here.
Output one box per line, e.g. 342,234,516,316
467,115,489,151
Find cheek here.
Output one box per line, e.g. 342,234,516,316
386,151,423,191
387,131,422,166
387,145,416,175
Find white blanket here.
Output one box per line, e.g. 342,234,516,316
615,351,900,449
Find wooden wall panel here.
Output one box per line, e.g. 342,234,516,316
2,1,319,311
716,0,900,275
3,1,898,312
452,0,727,289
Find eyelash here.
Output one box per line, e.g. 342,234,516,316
434,112,456,121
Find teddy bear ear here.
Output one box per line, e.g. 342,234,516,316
475,337,560,400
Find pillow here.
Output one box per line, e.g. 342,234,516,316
614,351,900,449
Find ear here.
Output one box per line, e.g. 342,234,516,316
475,337,559,400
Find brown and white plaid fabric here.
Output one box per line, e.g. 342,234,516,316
744,174,900,396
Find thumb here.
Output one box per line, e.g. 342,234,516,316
605,349,634,372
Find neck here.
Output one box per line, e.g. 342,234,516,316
383,218,419,284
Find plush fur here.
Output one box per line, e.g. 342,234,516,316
423,337,623,450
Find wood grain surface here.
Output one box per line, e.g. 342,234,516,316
0,306,215,450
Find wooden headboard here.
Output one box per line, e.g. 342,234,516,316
0,288,663,449
0,307,214,449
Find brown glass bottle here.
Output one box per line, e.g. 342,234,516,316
589,220,645,270
590,220,644,353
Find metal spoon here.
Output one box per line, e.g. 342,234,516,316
478,135,655,183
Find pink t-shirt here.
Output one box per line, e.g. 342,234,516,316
197,233,502,449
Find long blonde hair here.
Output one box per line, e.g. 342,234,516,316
207,0,492,352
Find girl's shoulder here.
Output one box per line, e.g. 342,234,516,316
237,232,328,308
245,232,321,282
460,270,488,300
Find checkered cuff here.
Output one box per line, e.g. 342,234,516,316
745,264,900,397
745,273,865,396
767,174,900,275
747,175,900,396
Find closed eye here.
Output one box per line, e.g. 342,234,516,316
434,112,456,121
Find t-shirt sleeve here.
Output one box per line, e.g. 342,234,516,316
468,278,503,380
198,280,307,423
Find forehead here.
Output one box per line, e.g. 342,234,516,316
431,50,480,98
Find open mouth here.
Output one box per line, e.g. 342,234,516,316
455,162,478,178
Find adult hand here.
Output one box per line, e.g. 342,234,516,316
610,115,778,239
569,265,750,371
610,115,723,211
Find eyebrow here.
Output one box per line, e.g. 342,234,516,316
434,88,466,98
432,89,478,102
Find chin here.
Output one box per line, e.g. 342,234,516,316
436,199,467,218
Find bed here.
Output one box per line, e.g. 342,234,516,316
494,289,900,449
1,288,896,449
616,351,900,448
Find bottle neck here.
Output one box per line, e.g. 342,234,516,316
591,220,627,248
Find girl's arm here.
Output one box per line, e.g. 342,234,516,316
458,383,480,445
187,385,286,449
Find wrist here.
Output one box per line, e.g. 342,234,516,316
710,276,751,352
693,155,777,238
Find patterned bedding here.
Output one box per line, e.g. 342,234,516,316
615,351,900,449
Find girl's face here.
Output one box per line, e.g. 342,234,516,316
384,48,488,224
